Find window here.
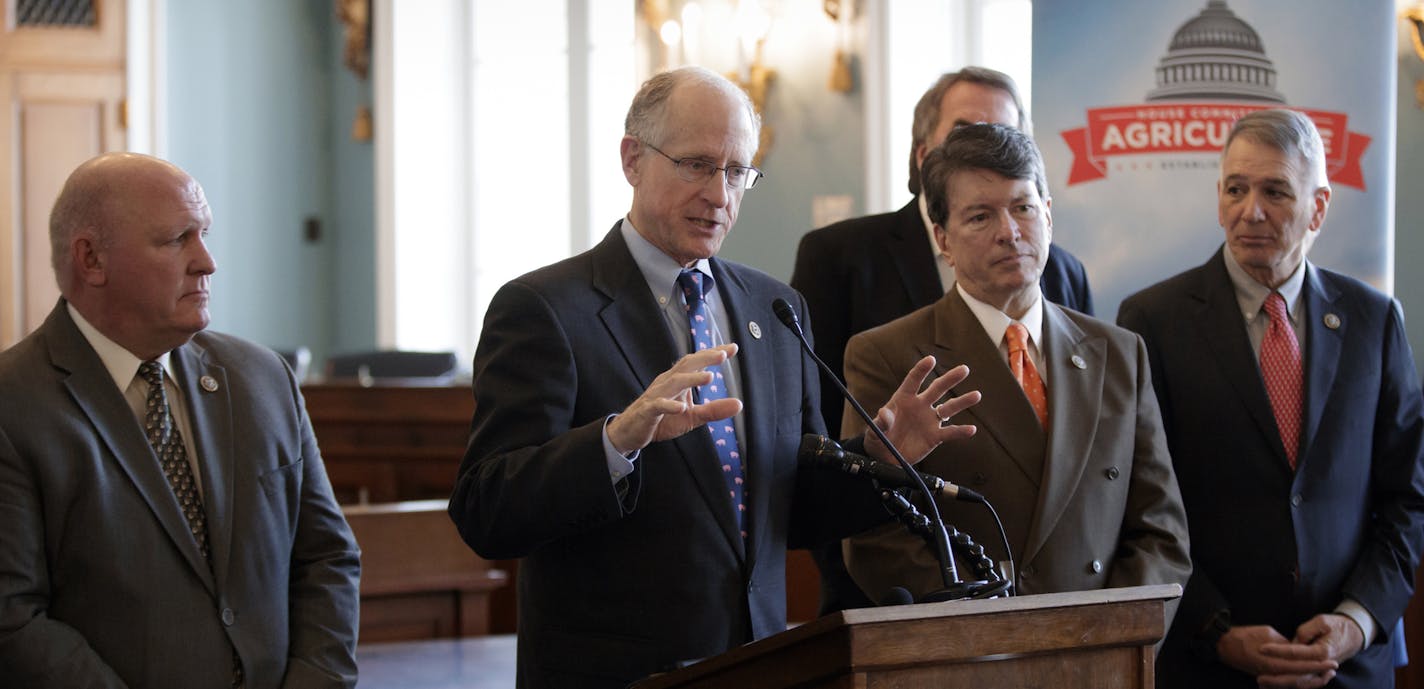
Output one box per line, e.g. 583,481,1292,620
376,0,634,358
864,0,1033,211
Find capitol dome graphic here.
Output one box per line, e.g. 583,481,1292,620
1146,0,1285,103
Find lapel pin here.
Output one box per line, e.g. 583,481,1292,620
1323,313,1340,330
200,376,220,392
1070,354,1087,370
748,321,762,339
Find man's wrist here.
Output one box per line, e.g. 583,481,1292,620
1192,608,1231,662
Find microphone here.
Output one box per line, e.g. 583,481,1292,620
773,296,965,591
774,296,1013,600
879,586,915,607
799,434,984,503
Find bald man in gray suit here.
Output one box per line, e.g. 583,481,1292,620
0,153,360,688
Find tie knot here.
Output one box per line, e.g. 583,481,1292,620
677,269,709,303
139,360,165,388
1263,292,1290,324
1005,322,1030,353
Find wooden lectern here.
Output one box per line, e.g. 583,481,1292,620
633,584,1180,689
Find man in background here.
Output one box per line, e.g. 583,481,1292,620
840,123,1190,607
791,66,1094,612
448,66,979,689
1119,108,1424,688
0,153,361,688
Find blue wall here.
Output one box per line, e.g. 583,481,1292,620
165,0,374,367
164,4,1424,367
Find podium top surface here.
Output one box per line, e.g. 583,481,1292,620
632,584,1181,689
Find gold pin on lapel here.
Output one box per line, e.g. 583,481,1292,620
749,321,762,339
1323,313,1341,330
200,376,220,392
1071,354,1087,370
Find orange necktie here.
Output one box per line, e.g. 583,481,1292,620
1006,322,1048,428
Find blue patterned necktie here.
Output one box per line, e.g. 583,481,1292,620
676,269,747,539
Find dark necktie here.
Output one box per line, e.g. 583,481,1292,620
140,361,210,560
677,269,746,539
1260,293,1302,468
139,362,243,686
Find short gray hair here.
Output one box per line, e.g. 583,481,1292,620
625,65,760,150
908,67,1027,195
921,123,1048,229
1222,109,1328,188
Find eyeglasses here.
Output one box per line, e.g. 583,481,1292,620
643,142,764,190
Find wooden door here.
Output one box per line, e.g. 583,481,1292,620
0,0,126,347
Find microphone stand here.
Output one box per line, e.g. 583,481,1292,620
773,299,1005,601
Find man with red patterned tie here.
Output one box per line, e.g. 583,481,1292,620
839,123,1190,609
1119,108,1424,689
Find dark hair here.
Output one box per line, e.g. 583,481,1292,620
921,123,1047,228
907,67,1027,195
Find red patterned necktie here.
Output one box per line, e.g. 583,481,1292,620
1005,323,1048,428
677,270,746,540
1260,292,1302,468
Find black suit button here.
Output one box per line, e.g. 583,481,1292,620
973,472,988,486
1090,560,1103,574
1291,494,1303,507
221,608,235,626
1105,467,1120,480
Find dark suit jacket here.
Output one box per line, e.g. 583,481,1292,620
448,225,885,689
1118,248,1424,689
790,198,1094,440
841,289,1190,604
790,198,1095,611
0,302,361,689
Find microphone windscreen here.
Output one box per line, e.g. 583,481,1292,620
771,298,799,329
879,586,915,607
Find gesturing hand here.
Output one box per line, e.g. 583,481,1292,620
863,356,980,466
607,344,742,455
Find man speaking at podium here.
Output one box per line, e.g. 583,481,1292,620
840,124,1191,607
449,66,980,689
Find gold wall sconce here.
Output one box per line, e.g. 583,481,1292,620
824,0,854,93
639,0,777,166
336,0,373,141
1406,3,1424,108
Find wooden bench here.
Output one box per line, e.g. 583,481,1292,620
345,499,506,643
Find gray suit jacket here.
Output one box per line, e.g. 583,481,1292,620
0,301,361,689
841,288,1190,603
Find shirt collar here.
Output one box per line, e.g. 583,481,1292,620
621,217,714,300
917,194,943,258
1222,247,1306,323
955,282,1044,349
67,302,174,391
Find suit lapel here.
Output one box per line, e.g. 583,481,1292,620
591,228,744,559
172,341,234,593
1194,251,1294,474
1299,265,1342,468
930,291,1046,484
45,304,216,591
1021,305,1104,566
593,227,679,393
888,200,945,310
